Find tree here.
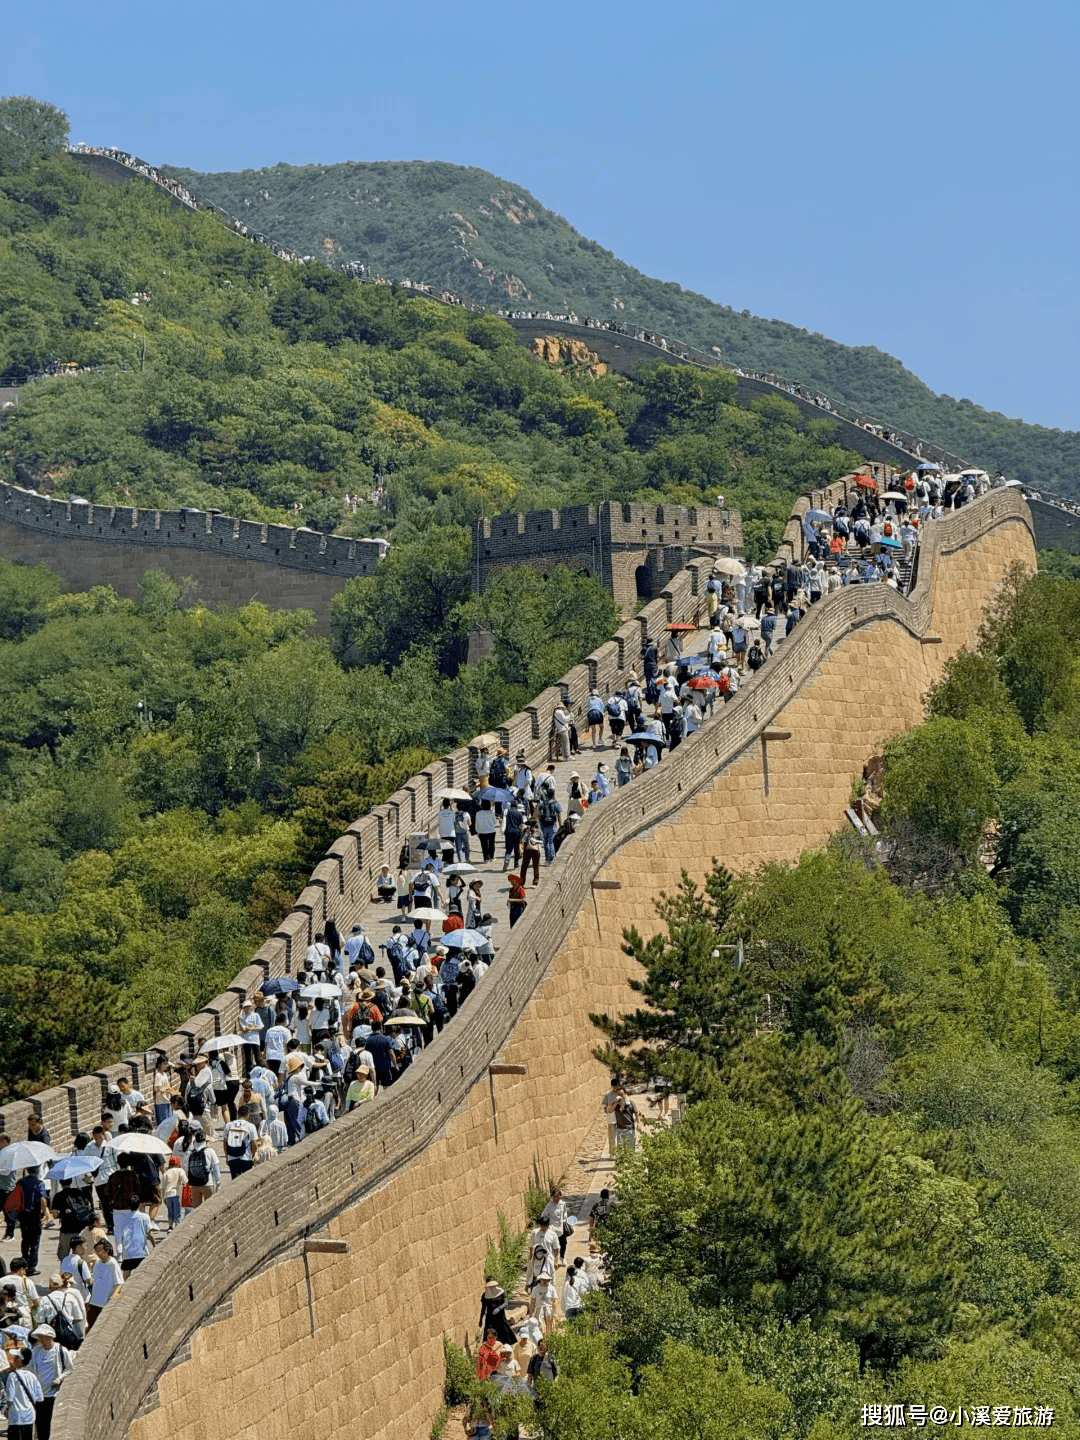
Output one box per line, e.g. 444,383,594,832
592,867,760,1101
0,96,69,173
880,716,997,859
329,527,471,670
0,558,63,640
463,563,620,695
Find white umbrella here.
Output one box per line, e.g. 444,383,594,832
442,928,489,948
1003,479,1024,488
472,732,501,749
712,556,745,577
881,491,907,502
385,1013,426,1027
0,1140,56,1170
198,1034,246,1053
436,787,473,802
408,907,447,923
300,983,341,1000
110,1133,171,1157
442,862,479,875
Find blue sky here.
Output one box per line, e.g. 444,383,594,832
6,0,1078,429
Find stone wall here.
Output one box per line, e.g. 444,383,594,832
472,500,741,612
50,488,1036,1440
1028,497,1080,553
0,482,386,634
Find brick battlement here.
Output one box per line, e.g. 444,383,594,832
0,481,386,574
473,499,741,612
0,481,387,632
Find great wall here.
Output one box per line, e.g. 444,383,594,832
0,481,387,634
0,473,1030,1440
0,143,1051,1440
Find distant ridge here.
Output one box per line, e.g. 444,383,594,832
164,157,1080,493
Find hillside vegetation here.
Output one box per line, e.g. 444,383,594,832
0,154,863,558
460,565,1080,1435
163,157,1080,494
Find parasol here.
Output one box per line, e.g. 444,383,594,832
711,556,745,577
110,1133,172,1157
441,928,489,948
198,1034,246,1053
385,1013,427,1027
0,1140,56,1170
854,475,878,489
299,984,340,1000
408,907,447,923
687,675,720,690
665,621,697,631
47,1155,102,1181
436,788,473,802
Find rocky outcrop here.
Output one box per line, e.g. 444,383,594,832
530,333,608,375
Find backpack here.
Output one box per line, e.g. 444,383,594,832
489,756,508,788
357,939,375,966
305,1104,327,1135
185,1081,206,1117
606,696,622,718
669,712,684,739
586,701,604,725
49,1302,82,1352
186,1147,210,1187
645,677,660,704
224,1122,249,1159
716,671,730,695
539,797,560,826
3,1181,23,1215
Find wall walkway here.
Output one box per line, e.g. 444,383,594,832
47,486,1035,1440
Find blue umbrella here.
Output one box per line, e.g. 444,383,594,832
626,732,668,747
477,785,515,804
262,976,301,996
47,1154,102,1181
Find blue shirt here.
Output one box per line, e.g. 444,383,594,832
4,1367,44,1424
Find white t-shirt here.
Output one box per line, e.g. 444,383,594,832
60,1254,93,1300
89,1257,124,1307
114,1209,157,1261
264,1025,290,1060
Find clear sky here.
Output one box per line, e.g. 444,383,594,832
5,0,1078,429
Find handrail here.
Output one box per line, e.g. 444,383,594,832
50,486,1035,1440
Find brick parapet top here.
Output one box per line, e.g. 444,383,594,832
0,480,387,578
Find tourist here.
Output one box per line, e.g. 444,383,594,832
507,873,528,928
478,1279,517,1346
2,1346,44,1440
27,1324,74,1438
86,1240,123,1330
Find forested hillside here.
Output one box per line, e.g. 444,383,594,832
166,157,1080,492
470,563,1080,1436
0,154,861,559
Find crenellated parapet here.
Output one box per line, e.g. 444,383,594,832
0,481,387,632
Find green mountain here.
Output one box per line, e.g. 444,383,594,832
0,153,863,560
165,157,1080,493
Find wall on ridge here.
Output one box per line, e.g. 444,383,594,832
506,318,918,466
0,481,386,635
51,491,1035,1440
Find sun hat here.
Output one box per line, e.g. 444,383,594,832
286,1054,306,1074
30,1324,56,1338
